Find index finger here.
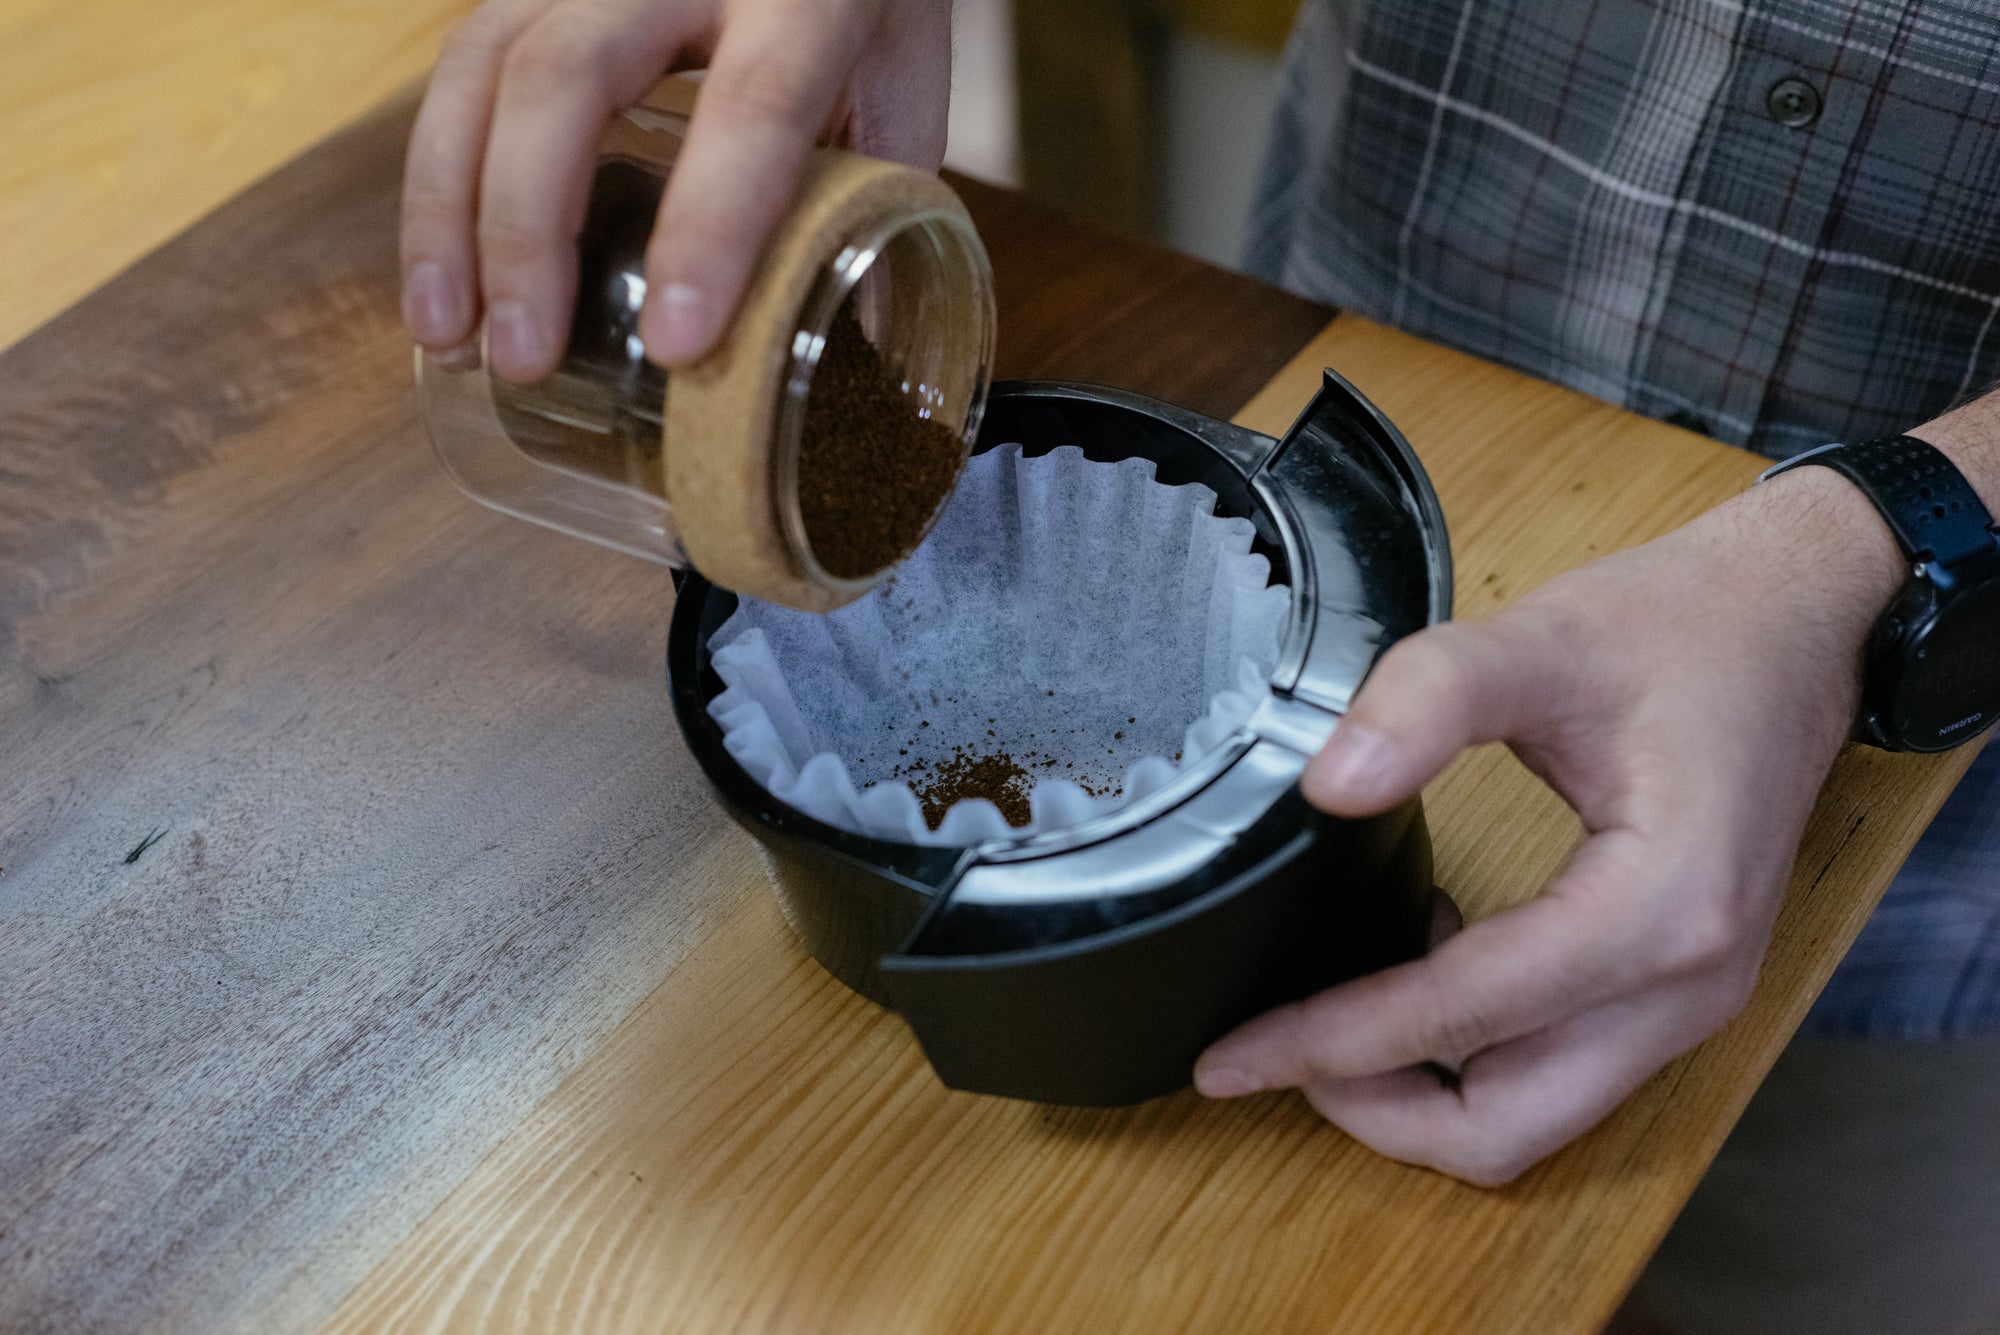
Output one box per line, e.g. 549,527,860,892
1302,980,1727,1186
401,0,554,351
1195,830,1741,1092
476,0,713,380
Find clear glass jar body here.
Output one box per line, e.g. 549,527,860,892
415,87,996,597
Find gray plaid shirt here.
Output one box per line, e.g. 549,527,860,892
1250,0,2000,1037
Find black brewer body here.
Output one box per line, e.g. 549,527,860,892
667,378,1452,1106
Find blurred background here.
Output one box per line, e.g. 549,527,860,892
0,0,1301,350
946,0,1296,267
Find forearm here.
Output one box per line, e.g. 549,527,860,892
1912,385,2000,515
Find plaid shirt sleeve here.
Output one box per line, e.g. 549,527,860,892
1249,0,2000,1038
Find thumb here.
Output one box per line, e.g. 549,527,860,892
641,1,868,365
1303,619,1566,817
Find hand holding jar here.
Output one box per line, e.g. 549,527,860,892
399,0,951,380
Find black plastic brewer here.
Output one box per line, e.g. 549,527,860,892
668,373,1453,1106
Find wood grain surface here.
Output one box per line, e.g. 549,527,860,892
0,72,1974,1335
0,92,1325,1334
321,323,1975,1335
0,0,478,351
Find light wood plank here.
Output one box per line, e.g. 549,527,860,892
325,318,1975,1335
0,0,476,350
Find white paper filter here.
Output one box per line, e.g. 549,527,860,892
706,443,1292,846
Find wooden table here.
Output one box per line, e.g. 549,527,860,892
0,0,476,351
0,93,1975,1335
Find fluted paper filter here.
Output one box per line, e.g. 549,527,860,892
706,443,1291,846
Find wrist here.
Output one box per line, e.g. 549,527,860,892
1729,462,1907,638
1670,467,1899,747
1731,417,2000,752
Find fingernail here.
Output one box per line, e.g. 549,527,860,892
487,300,543,377
644,282,715,364
432,340,481,373
403,261,460,344
1309,723,1396,802
1194,1064,1261,1098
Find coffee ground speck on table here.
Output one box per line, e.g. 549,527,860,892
797,298,965,580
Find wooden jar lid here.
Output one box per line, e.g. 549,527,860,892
661,151,977,613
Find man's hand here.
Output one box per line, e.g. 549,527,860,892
1195,464,1911,1185
400,0,949,381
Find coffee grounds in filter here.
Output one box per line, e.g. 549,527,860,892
896,740,1130,829
796,298,965,580
910,750,1034,828
887,692,1138,831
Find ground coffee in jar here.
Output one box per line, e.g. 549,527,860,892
419,80,997,613
797,299,966,580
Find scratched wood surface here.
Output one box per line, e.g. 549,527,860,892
0,93,1328,1334
0,76,1976,1335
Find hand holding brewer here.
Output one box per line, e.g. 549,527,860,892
400,0,949,380
1196,462,1923,1185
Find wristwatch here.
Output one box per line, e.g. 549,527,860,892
1761,435,2000,753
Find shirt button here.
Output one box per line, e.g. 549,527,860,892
1767,77,1823,128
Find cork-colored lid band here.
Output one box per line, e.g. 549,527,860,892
662,151,976,613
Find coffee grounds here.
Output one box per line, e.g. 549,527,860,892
796,298,964,580
892,734,1131,830
880,690,1141,833
909,749,1034,829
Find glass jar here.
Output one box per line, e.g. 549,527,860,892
415,82,997,609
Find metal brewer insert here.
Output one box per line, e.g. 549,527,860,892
668,372,1453,1106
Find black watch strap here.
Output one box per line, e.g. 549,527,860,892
1762,435,1997,566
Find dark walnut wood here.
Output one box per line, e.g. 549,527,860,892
0,92,1329,1333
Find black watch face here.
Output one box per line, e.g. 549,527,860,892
1894,576,2000,750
